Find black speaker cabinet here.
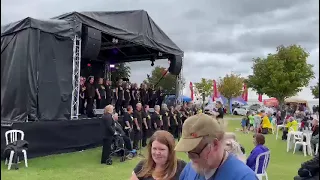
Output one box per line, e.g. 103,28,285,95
168,55,182,75
81,26,101,59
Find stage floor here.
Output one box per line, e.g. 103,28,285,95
1,118,103,159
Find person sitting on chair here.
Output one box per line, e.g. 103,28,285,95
246,133,269,173
113,113,135,159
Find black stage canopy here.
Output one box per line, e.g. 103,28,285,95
1,10,183,122
53,10,183,57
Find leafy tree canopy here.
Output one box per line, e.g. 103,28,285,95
194,78,213,97
246,45,314,103
310,80,319,99
217,73,244,101
144,66,185,94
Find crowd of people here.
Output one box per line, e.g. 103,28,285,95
97,98,279,180
79,76,166,117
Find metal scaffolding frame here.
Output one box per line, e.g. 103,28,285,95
176,57,184,105
70,35,82,120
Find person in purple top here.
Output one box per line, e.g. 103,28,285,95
246,133,270,173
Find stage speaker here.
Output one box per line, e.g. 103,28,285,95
168,55,182,75
81,26,101,59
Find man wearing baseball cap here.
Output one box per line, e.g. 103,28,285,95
176,113,257,180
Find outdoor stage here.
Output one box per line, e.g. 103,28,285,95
1,118,105,159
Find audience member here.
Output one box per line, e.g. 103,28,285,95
224,139,247,163
246,134,269,173
130,130,186,180
176,114,257,180
100,105,115,165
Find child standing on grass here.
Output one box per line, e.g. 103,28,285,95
241,113,249,133
248,112,255,132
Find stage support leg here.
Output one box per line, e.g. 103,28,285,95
71,35,82,120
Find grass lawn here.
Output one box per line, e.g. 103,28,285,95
1,119,310,180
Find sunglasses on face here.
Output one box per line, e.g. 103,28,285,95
187,143,209,159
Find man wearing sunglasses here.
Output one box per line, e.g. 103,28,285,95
176,113,257,180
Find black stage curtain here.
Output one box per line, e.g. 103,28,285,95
1,118,104,159
1,29,38,122
37,33,73,120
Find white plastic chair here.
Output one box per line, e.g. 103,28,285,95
315,143,319,156
254,151,270,180
276,123,285,140
286,130,302,152
293,132,312,156
4,130,28,170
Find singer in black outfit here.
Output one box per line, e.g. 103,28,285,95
176,106,183,140
141,105,151,147
156,86,164,106
140,84,148,106
96,78,106,109
169,106,178,138
123,105,134,137
115,81,124,114
86,77,96,117
104,80,112,106
130,83,138,110
148,86,157,108
151,105,162,132
160,105,170,131
123,83,131,110
79,78,86,115
100,105,115,165
132,103,143,150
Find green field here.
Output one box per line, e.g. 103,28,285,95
1,119,310,180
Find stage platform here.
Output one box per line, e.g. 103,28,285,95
1,117,104,159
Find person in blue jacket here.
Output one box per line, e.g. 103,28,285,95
246,133,270,173
175,113,258,180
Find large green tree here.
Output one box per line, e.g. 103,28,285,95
194,78,213,98
111,63,131,87
246,45,314,107
144,66,185,94
217,73,244,113
310,80,319,99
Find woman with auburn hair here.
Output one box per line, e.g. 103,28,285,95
130,130,186,180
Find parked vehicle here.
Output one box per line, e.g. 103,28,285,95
233,105,250,116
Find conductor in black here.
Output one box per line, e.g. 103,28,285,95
132,103,143,149
100,105,115,165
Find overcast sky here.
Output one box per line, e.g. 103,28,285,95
2,0,319,100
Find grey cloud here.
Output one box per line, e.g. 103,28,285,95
1,0,318,85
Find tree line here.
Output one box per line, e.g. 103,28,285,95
114,45,318,107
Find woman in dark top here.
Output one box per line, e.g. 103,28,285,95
169,106,178,138
96,78,106,109
147,85,155,108
156,86,164,106
140,83,148,106
130,130,186,180
160,104,170,131
123,83,131,110
104,80,112,106
131,83,139,110
79,77,86,115
115,80,124,114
